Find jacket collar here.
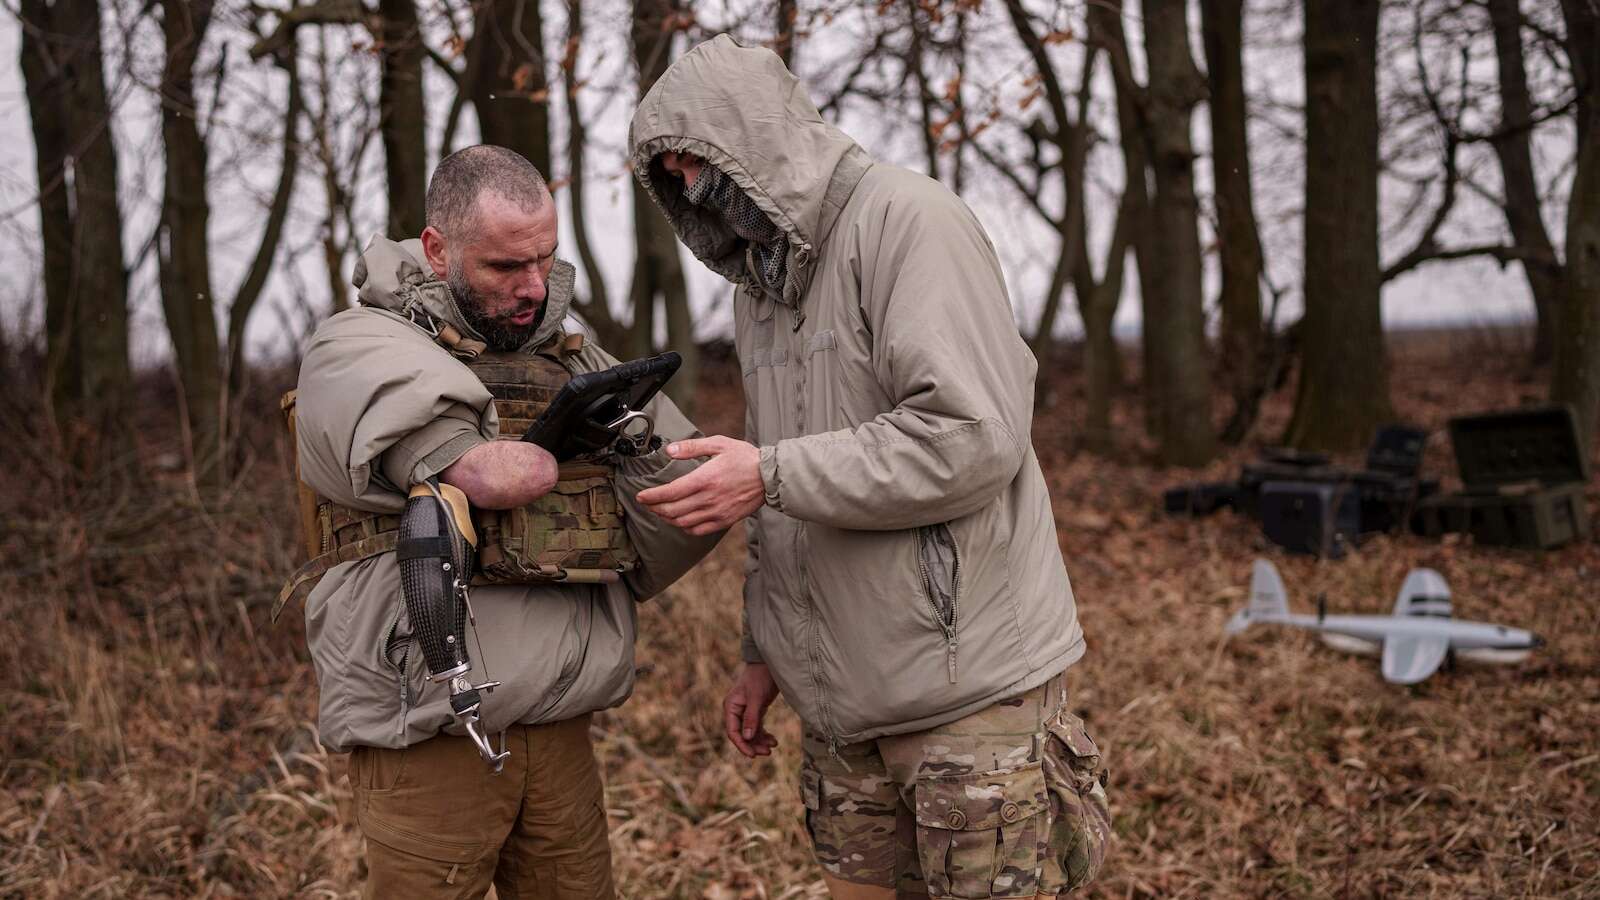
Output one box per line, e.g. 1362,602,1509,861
352,235,577,355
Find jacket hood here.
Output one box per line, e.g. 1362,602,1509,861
351,234,577,354
628,34,873,305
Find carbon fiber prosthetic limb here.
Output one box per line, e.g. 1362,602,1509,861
397,480,510,772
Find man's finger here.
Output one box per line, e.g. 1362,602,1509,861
636,468,709,506
725,698,753,757
671,506,725,531
648,495,713,522
666,436,725,460
741,693,763,742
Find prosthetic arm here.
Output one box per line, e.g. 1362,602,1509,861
396,480,511,772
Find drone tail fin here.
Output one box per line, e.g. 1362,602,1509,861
1227,559,1292,635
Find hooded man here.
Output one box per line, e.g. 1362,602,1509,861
289,145,722,899
627,37,1111,899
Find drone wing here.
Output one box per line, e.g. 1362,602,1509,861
1393,568,1452,618
1380,634,1450,684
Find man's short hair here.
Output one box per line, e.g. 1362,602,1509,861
425,145,549,240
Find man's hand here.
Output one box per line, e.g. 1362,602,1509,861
724,663,780,758
636,436,764,535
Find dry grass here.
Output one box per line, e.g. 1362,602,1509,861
1,333,1596,898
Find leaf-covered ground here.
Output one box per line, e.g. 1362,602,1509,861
2,328,1595,898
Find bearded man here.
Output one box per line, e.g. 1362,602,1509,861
627,37,1112,899
287,144,721,898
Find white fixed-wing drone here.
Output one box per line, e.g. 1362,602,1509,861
1226,559,1543,684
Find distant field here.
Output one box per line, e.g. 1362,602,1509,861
1,331,1595,898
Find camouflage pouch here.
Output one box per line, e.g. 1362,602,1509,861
473,461,638,584
913,763,1051,899
466,347,638,586
1040,709,1113,894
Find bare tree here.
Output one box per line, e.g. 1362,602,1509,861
378,0,427,238
1375,1,1566,367
250,0,424,241
905,0,943,180
160,5,303,487
1487,0,1564,363
990,4,1099,433
561,0,625,349
1093,0,1164,444
774,0,797,67
629,0,697,414
1286,0,1392,450
471,0,552,176
1120,0,1216,466
1553,0,1600,446
19,0,133,473
158,0,223,484
1202,0,1268,444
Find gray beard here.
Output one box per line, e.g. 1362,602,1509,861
448,271,541,352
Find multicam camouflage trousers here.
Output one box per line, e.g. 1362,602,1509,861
799,676,1111,898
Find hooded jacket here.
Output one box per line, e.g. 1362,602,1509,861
293,236,721,753
630,36,1085,748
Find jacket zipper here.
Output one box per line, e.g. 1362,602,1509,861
796,522,849,770
789,243,812,332
382,603,411,737
917,526,963,683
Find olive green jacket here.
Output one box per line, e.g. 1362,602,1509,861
630,36,1085,747
293,236,721,753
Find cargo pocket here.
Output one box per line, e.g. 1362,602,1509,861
1040,711,1112,895
351,741,490,870
913,764,1048,899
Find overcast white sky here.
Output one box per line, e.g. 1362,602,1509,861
0,1,1562,370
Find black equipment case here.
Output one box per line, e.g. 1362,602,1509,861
1259,480,1360,558
1413,405,1592,549
1230,427,1436,534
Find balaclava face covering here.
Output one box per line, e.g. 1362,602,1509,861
681,163,787,296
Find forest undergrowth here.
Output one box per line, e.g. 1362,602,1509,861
1,327,1595,898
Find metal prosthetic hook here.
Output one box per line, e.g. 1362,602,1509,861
450,674,510,772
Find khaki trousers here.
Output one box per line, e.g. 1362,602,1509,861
348,714,614,899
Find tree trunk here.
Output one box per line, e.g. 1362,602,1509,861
906,0,941,181
562,0,623,349
1137,0,1214,466
158,0,223,485
378,0,427,238
225,49,302,418
1077,198,1134,453
774,0,797,68
22,0,133,472
1091,1,1155,433
1201,0,1267,445
1553,0,1600,448
472,0,551,175
18,0,73,409
1488,0,1564,365
1286,0,1391,451
314,31,350,313
630,0,697,414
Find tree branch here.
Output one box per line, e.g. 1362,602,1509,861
1382,243,1561,282
817,28,890,117
247,0,364,61
227,48,303,385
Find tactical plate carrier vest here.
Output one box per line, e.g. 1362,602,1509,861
274,335,638,621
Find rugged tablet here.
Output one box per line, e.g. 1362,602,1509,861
520,352,682,460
